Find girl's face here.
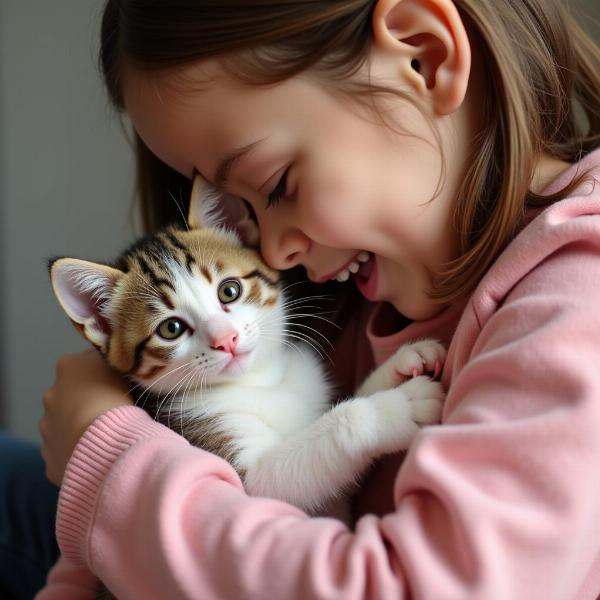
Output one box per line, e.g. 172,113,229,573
123,57,474,320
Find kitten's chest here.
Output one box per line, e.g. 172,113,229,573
200,380,325,435
185,349,330,436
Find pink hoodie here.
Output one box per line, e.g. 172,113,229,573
38,150,600,599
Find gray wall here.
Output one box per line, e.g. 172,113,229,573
1,1,135,441
0,1,599,442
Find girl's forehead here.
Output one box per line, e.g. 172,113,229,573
122,62,259,177
122,61,315,179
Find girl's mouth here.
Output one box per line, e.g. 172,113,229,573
329,251,371,283
353,253,378,301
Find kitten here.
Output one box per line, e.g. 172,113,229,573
49,175,445,598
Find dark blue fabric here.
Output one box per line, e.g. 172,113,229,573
0,432,60,599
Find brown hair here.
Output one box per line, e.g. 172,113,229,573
99,0,600,305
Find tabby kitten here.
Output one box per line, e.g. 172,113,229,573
50,174,445,597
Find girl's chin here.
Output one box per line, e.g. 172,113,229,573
388,297,448,321
363,259,447,321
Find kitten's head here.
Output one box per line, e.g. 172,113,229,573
49,175,284,393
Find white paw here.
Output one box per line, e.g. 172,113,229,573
383,339,447,385
400,376,445,425
368,376,445,455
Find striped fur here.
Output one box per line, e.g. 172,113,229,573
50,222,285,467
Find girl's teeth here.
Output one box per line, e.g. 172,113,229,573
333,252,372,282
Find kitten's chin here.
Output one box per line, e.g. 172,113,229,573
219,351,253,377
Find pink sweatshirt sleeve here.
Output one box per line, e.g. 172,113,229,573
35,555,99,599
391,243,600,599
53,238,600,599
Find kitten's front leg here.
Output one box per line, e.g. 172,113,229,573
357,339,447,397
242,376,444,513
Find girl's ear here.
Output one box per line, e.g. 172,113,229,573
371,0,471,115
188,174,259,246
49,258,123,350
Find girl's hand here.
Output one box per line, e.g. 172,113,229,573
40,349,132,486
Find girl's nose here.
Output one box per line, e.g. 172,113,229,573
260,228,312,271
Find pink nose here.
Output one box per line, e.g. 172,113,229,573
210,332,238,354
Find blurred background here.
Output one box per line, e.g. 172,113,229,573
1,0,599,442
1,1,134,441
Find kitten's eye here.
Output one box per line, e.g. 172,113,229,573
157,318,188,340
218,279,242,304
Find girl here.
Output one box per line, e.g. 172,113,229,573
37,0,600,598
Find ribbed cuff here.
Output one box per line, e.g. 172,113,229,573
56,406,177,565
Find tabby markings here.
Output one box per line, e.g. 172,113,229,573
136,255,175,310
200,266,213,283
163,232,196,275
130,333,153,376
241,269,278,287
138,364,167,380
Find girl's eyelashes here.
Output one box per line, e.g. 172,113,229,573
266,168,290,209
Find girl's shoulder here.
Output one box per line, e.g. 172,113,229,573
443,150,600,398
442,149,600,378
368,150,600,376
475,149,600,311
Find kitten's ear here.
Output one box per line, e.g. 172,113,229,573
49,258,124,350
188,173,259,247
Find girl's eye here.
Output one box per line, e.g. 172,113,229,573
157,318,188,340
218,279,242,304
266,168,289,209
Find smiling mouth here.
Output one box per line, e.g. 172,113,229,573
321,251,372,283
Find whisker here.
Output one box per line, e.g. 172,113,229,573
139,362,195,414
277,295,329,306
258,333,304,359
128,360,195,405
180,370,206,436
170,366,199,429
258,312,340,332
272,330,331,363
156,367,196,421
259,320,334,352
168,190,190,232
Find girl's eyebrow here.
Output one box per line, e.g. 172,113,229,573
214,140,263,188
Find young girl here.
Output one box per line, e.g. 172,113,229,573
36,0,600,598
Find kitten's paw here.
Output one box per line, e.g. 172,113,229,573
387,339,447,383
367,376,445,454
400,376,445,425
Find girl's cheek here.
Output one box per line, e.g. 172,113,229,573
300,192,364,248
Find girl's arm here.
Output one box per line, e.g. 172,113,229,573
51,244,600,599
